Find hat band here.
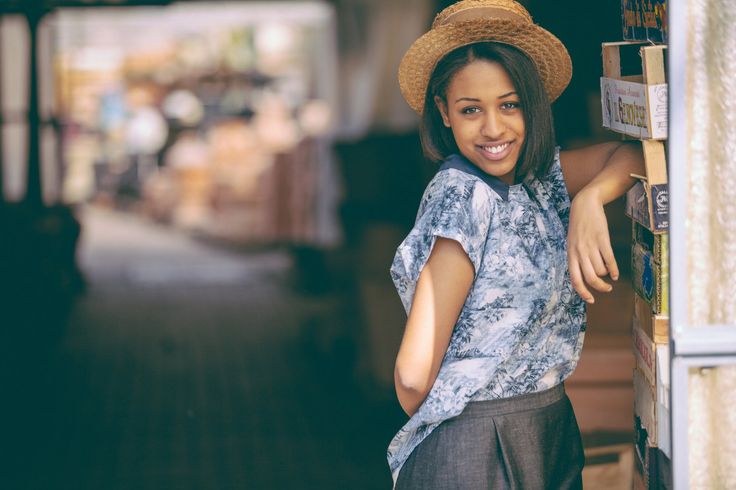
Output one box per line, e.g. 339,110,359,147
439,6,529,26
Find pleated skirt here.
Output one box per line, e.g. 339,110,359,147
394,383,584,490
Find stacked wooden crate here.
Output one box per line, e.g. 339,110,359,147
599,36,671,489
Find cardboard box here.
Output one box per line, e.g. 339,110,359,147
601,42,667,140
627,181,669,233
634,293,669,344
632,346,671,452
632,242,669,315
633,322,656,387
633,439,673,490
633,221,668,263
622,0,668,44
634,367,657,446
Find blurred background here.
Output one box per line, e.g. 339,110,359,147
0,1,637,489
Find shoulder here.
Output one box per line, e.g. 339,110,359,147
422,165,495,212
414,169,496,234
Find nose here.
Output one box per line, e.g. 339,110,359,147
480,110,505,139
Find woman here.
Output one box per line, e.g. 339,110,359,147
388,1,646,488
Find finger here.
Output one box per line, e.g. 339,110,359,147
599,239,620,281
568,254,594,303
580,255,613,293
589,250,609,277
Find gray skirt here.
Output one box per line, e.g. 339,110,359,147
395,384,584,490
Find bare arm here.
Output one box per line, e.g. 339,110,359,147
394,237,474,417
560,141,646,303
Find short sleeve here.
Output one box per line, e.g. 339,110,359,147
390,170,493,314
539,146,572,224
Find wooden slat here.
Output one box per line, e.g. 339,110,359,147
602,43,622,79
642,140,668,185
641,45,667,85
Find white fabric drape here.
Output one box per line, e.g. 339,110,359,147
686,0,736,487
333,0,432,139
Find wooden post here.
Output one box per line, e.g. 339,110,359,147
24,2,43,208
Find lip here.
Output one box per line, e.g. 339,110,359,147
477,141,514,161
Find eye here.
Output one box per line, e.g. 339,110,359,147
501,101,521,111
460,106,481,115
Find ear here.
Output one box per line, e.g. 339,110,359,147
434,96,451,128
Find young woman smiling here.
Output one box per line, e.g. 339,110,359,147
387,2,646,489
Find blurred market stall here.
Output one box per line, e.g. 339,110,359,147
51,2,339,246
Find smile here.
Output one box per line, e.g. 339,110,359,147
482,143,509,154
478,141,513,161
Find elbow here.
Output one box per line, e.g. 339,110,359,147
394,365,431,396
394,363,432,416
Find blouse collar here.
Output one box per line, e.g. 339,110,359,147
440,154,528,202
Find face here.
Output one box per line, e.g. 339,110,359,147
435,60,525,185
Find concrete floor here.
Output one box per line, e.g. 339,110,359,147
3,206,634,490
5,206,403,490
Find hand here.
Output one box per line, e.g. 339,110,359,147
567,188,619,304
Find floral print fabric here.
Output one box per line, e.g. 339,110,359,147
387,148,586,484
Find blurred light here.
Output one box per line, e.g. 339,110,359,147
299,99,332,137
162,89,204,126
125,107,168,155
255,23,295,56
73,46,123,71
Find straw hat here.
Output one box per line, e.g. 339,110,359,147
398,0,572,114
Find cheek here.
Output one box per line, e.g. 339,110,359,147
449,119,476,143
452,127,474,148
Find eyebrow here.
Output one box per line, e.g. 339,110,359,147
454,91,518,103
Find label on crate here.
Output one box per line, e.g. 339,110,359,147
601,78,667,139
651,184,669,231
647,84,669,139
627,181,669,233
632,242,669,315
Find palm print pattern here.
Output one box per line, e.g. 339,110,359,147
387,148,586,485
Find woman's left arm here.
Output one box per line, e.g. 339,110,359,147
559,141,646,304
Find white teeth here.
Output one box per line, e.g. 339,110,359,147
483,143,509,154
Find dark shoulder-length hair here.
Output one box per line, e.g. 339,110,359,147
420,42,557,180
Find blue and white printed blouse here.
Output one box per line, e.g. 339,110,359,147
387,148,587,484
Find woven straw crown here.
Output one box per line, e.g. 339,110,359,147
399,0,572,114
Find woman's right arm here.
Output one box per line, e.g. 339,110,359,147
394,237,474,417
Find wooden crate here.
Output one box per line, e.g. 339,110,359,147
601,42,667,140
631,241,669,315
626,140,668,233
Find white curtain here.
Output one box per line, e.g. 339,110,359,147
686,0,736,487
333,0,432,139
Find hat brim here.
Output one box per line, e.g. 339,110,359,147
398,19,572,114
